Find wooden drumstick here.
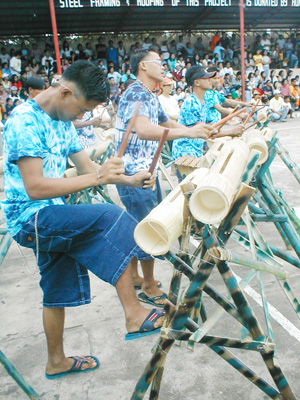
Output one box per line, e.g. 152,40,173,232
148,129,170,174
117,102,141,158
243,116,265,132
212,106,247,129
243,97,261,126
216,105,239,130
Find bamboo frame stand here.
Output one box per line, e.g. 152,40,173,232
131,129,299,399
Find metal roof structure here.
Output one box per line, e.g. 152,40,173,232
1,0,300,37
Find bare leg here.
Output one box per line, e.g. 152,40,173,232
115,263,164,333
131,256,161,289
131,256,144,287
140,259,165,306
43,307,97,375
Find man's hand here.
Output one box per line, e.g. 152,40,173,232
227,125,244,137
126,171,156,188
213,125,244,138
238,112,248,120
97,156,125,185
187,123,215,140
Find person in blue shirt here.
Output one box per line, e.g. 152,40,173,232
115,50,214,307
2,63,11,76
107,66,122,85
172,66,244,161
106,40,119,70
213,41,225,63
2,60,165,379
204,66,251,124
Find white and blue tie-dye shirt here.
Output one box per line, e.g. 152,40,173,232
172,94,208,160
2,100,82,237
115,81,168,175
204,89,226,124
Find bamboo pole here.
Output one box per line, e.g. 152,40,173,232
0,351,40,400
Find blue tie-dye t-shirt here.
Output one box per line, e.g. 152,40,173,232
172,94,208,160
2,100,82,237
204,89,226,124
115,81,168,175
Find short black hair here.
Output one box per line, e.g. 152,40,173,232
62,60,108,103
130,49,150,76
24,77,45,92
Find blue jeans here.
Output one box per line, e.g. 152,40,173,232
270,107,288,121
116,178,162,222
116,179,162,260
14,204,148,307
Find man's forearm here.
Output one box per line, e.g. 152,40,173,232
73,119,93,129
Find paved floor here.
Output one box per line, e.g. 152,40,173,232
1,118,300,400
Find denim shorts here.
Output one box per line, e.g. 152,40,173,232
116,178,162,222
14,204,148,308
116,179,162,261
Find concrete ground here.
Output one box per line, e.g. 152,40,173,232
1,117,300,400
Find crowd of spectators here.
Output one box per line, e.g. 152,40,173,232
1,31,300,124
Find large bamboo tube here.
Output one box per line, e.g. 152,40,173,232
0,157,3,175
189,139,250,224
261,127,275,142
242,129,268,165
199,138,230,169
134,168,208,256
256,109,268,123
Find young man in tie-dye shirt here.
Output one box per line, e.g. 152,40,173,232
115,50,214,308
2,60,165,379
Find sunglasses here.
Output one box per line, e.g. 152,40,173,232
143,60,162,66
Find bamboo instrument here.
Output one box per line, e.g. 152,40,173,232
261,127,275,142
242,129,268,165
134,168,208,255
256,109,268,124
148,129,169,174
212,107,247,129
189,139,250,224
243,98,260,126
117,102,141,158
